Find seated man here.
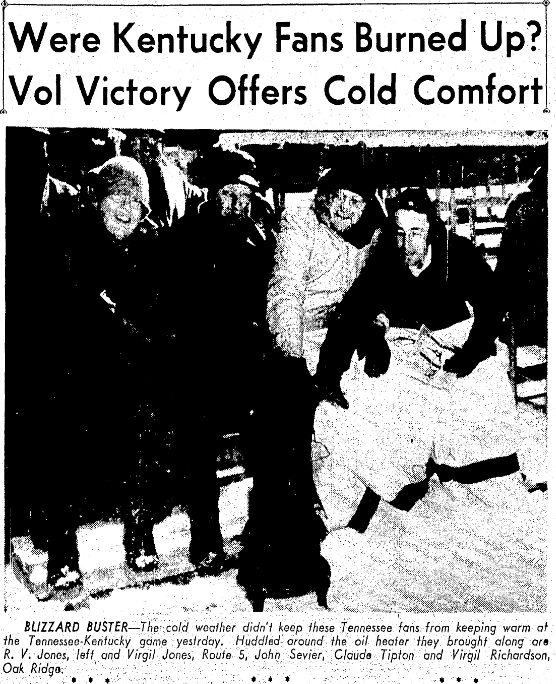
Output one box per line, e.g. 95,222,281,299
313,188,523,531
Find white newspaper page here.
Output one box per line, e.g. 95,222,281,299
0,1,552,683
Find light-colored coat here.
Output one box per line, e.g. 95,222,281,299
267,207,373,373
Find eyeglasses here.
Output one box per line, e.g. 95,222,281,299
106,194,143,213
396,227,429,240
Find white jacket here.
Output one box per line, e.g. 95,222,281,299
267,207,373,373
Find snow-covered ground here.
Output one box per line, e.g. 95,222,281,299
5,404,546,613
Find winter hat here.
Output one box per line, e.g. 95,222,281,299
388,187,434,216
316,166,373,203
386,188,444,246
90,156,151,216
222,173,260,192
188,147,261,195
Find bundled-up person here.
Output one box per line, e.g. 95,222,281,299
73,156,225,575
237,167,386,608
196,169,277,437
6,128,81,591
496,165,547,348
313,188,524,532
268,167,386,374
262,167,387,495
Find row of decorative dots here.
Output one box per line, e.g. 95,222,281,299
67,677,483,682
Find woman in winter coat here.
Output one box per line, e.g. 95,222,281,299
74,156,224,575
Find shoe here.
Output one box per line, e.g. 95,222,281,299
188,516,224,574
47,563,82,591
46,530,82,590
123,520,159,573
127,550,159,573
193,550,227,576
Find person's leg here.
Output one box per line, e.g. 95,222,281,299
34,385,82,589
122,402,162,572
178,411,224,572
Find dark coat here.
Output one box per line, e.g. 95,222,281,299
6,175,80,541
496,183,547,346
317,221,501,383
194,202,277,433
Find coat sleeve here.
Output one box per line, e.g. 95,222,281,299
267,210,314,358
315,240,391,384
452,234,501,357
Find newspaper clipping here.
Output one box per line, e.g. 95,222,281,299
1,1,552,683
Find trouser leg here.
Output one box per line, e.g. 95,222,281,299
31,389,82,587
173,412,223,568
122,403,162,572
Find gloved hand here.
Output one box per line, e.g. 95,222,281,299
314,380,349,410
443,347,482,378
359,319,391,378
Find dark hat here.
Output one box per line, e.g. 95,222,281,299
188,147,260,193
388,188,434,215
386,188,443,240
529,165,547,192
220,172,261,192
316,166,373,202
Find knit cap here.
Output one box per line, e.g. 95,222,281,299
317,166,373,202
91,156,151,216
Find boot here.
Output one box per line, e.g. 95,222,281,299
47,528,82,590
123,509,159,573
188,512,225,575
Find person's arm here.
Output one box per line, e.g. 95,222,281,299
314,239,393,403
443,234,500,376
267,210,313,358
494,194,532,321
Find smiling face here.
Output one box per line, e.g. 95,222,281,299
100,190,144,240
394,209,430,269
326,189,366,233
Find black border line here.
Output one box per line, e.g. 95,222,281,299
1,2,5,114
0,1,550,113
545,0,549,111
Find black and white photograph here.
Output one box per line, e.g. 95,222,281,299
4,127,548,614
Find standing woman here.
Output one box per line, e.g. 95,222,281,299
74,156,224,574
73,156,165,572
